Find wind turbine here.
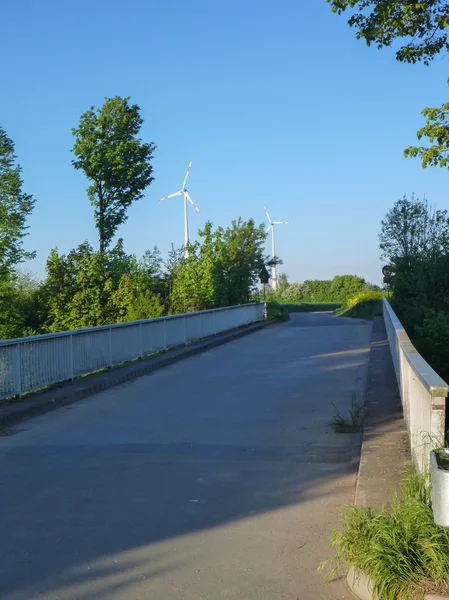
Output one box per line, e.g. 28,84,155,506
158,159,201,258
264,205,289,290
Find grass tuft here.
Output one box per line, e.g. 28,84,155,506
331,394,364,433
319,471,449,600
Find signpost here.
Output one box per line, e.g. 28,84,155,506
259,266,270,302
382,265,393,292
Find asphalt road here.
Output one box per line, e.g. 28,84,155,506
0,312,372,600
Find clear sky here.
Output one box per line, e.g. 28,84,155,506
3,0,449,286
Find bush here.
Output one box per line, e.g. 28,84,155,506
415,310,449,381
266,301,290,322
336,291,386,319
280,302,341,313
321,472,449,600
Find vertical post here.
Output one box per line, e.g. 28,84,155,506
139,323,143,359
184,194,189,259
199,312,203,340
431,394,447,445
108,328,113,368
271,226,277,290
13,343,22,398
68,333,74,381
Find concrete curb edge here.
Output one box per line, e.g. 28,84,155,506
345,319,449,600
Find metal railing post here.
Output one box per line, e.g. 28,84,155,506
108,328,113,368
68,333,74,381
13,343,22,398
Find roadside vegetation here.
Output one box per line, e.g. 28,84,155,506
280,302,341,313
0,102,275,341
265,301,290,322
0,106,380,342
320,471,449,600
335,291,387,320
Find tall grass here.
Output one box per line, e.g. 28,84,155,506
320,471,449,600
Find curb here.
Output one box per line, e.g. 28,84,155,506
345,317,410,600
0,319,276,431
344,320,449,600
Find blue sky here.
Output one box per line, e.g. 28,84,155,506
3,0,449,286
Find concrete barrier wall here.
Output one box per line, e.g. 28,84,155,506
383,298,449,474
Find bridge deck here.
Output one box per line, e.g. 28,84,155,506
0,312,372,600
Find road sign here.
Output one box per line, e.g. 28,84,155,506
382,265,393,277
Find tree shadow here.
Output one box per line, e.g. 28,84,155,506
0,312,402,599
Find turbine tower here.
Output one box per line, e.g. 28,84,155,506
158,159,201,258
264,205,289,290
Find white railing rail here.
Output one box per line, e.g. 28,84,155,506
383,298,449,474
0,303,265,401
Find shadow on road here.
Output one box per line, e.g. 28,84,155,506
0,312,397,600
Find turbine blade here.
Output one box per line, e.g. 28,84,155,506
185,191,200,214
266,225,272,235
273,221,290,225
182,158,193,189
157,191,183,203
263,205,272,224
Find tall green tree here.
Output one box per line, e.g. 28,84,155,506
327,0,449,64
379,194,449,329
170,219,266,312
379,194,449,263
72,96,156,253
214,218,266,306
277,273,289,295
0,125,35,277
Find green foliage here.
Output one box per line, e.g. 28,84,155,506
276,272,289,294
43,239,167,331
321,471,449,600
405,90,449,169
276,275,378,304
170,219,266,313
379,194,449,379
266,302,289,322
45,243,115,330
72,96,156,253
379,194,449,263
327,0,449,65
328,274,375,301
113,273,164,321
415,310,449,380
435,448,449,470
336,291,386,319
0,125,35,278
279,302,342,313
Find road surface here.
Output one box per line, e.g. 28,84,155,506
0,312,372,600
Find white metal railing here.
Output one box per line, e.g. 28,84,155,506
0,303,265,401
383,298,449,474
